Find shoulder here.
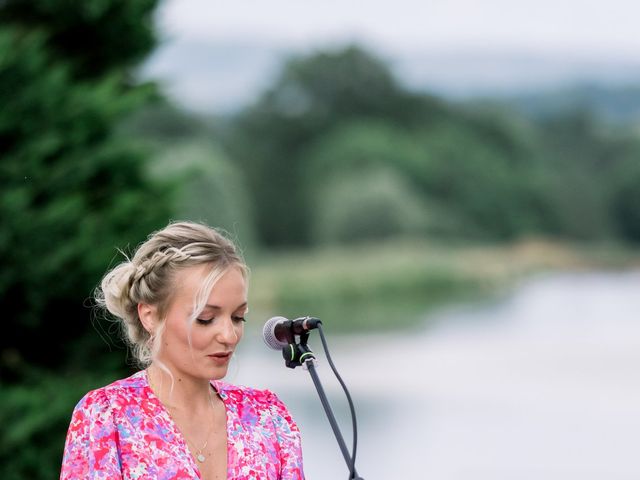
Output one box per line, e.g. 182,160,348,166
73,370,147,416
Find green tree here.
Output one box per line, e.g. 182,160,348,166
301,120,434,242
303,116,553,241
225,45,448,246
310,168,429,244
1,1,168,478
414,121,543,239
609,149,640,243
222,42,640,247
0,0,157,79
534,111,617,240
0,0,168,377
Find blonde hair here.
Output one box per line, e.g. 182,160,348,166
95,221,247,367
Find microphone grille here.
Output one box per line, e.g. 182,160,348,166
262,316,289,350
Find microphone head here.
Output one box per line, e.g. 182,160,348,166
262,316,289,350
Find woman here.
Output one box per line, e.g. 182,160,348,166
60,221,304,479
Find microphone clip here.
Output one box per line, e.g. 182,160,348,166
282,331,316,369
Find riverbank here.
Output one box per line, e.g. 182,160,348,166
247,238,640,333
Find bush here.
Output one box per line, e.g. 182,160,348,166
310,168,429,244
0,369,121,480
610,156,640,242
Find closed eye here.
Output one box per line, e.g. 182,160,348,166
195,316,246,325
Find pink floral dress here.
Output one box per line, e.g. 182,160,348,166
60,371,304,479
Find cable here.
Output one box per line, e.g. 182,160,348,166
317,324,359,480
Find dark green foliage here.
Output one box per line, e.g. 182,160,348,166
533,111,620,239
223,44,640,246
0,2,169,378
1,1,168,475
0,368,123,480
610,154,640,242
310,168,429,243
0,0,159,79
412,121,538,239
301,120,430,242
223,47,640,245
224,45,448,246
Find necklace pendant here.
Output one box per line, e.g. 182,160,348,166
196,453,206,463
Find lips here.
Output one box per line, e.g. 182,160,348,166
207,351,233,358
207,351,232,361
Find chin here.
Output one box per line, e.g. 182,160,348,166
205,366,229,380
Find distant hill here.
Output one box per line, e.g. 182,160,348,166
491,84,640,125
140,38,640,123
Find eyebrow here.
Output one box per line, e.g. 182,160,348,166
203,302,248,311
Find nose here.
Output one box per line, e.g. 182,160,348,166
216,316,239,345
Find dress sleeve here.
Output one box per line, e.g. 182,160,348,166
60,389,123,480
268,391,305,480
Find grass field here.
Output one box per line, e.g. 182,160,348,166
246,238,640,334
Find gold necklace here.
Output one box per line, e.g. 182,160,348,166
186,390,216,463
147,370,217,463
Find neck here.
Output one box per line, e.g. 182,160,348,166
146,363,214,413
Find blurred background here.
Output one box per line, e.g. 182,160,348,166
2,0,640,478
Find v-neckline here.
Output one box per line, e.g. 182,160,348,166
143,371,231,479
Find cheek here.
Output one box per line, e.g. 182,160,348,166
188,326,213,349
234,323,244,342
164,318,202,351
161,318,181,345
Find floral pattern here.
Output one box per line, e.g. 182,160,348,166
60,371,304,479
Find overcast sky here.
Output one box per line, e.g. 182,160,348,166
155,0,640,60
144,1,640,112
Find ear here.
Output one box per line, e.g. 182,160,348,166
137,303,158,334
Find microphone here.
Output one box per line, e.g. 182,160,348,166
262,315,322,350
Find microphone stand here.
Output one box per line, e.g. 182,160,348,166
282,331,364,480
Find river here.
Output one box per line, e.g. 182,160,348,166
231,270,640,479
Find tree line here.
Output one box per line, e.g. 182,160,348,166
127,48,640,249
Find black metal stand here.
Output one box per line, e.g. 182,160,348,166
281,333,364,480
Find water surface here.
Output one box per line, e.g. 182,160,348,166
232,271,640,479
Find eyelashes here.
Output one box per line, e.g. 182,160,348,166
195,316,246,325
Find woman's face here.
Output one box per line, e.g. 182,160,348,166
156,264,247,381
